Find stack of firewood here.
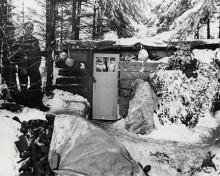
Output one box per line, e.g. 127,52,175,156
15,114,55,176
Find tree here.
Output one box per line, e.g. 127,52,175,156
45,0,56,94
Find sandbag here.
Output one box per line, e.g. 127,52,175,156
48,115,145,176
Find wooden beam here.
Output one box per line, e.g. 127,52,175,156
120,71,151,80
119,61,160,72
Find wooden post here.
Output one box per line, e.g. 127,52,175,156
194,25,200,39
45,0,56,95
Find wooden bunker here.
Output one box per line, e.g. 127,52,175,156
53,39,220,120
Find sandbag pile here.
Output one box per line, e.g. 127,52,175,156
15,114,55,176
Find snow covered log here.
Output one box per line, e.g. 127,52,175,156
44,89,90,117
125,79,159,135
49,115,146,176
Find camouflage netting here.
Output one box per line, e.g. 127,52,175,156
150,48,219,127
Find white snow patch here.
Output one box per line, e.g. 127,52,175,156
147,112,220,143
114,112,220,143
0,107,46,176
17,108,46,121
193,49,216,64
44,89,89,115
0,116,20,176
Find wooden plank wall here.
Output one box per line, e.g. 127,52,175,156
55,49,93,108
118,61,160,117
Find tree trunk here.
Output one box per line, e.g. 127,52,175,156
219,9,220,39
97,6,101,37
75,0,82,40
60,5,63,47
72,0,77,39
207,17,210,39
92,1,97,39
45,0,56,95
194,25,200,39
0,0,8,84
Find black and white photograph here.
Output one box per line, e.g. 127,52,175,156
0,0,220,175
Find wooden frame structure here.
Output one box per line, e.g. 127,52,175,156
44,1,220,119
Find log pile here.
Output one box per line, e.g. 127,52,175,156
15,114,55,176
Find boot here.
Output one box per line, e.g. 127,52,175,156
28,89,50,111
37,102,50,112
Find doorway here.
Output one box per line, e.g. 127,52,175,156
93,53,119,120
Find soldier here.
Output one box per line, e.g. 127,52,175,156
15,22,49,111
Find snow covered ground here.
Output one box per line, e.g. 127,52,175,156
113,111,220,143
0,108,46,176
0,89,89,176
112,113,220,176
0,88,220,175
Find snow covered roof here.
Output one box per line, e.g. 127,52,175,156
64,38,220,50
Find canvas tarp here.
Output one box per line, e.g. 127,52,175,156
126,79,159,135
48,115,146,176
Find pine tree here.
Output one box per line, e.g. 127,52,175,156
45,0,56,94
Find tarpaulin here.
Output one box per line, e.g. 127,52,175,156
49,115,145,176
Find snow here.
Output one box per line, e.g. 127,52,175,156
0,108,46,176
114,37,168,48
43,89,90,116
0,88,90,176
193,49,216,64
148,112,220,143
114,111,220,144
0,116,20,176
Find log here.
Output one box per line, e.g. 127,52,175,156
119,88,133,97
119,79,134,89
120,71,151,80
119,61,160,72
55,60,86,69
55,83,86,96
56,76,84,84
15,114,55,175
119,104,129,117
58,68,84,77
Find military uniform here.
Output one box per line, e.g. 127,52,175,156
14,35,48,110
15,35,42,91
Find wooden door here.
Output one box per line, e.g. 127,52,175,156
93,53,119,120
